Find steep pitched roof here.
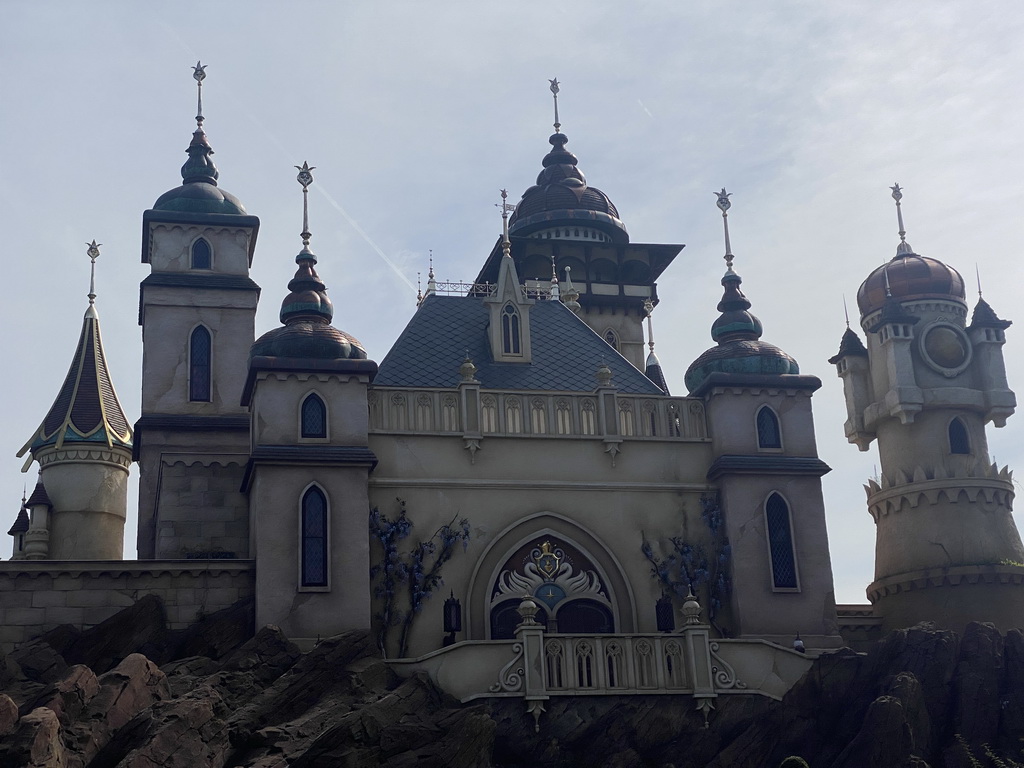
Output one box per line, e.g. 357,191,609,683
19,306,132,458
375,295,663,394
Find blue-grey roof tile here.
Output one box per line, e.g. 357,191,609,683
375,295,663,394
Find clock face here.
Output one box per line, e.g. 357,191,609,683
920,322,972,377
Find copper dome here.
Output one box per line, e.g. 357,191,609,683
857,254,966,316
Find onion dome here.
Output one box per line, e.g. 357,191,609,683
857,254,966,317
508,132,629,244
18,245,132,459
827,327,869,365
857,185,965,317
153,63,247,216
250,162,366,361
685,269,799,393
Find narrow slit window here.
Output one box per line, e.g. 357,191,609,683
949,418,971,455
191,238,211,270
502,304,521,355
189,326,212,402
757,406,781,449
301,487,328,587
766,493,798,589
301,394,327,438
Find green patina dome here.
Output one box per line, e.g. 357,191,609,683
685,268,799,393
153,127,247,215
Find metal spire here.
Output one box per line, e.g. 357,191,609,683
296,162,315,249
498,189,514,258
976,263,983,298
890,183,913,255
644,298,656,352
549,78,561,133
843,295,850,328
427,250,436,295
715,188,734,272
86,240,100,305
192,61,207,131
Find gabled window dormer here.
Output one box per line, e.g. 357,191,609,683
486,250,534,363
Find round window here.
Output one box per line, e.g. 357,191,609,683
919,322,972,377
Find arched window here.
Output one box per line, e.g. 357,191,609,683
554,599,614,634
765,493,798,590
603,329,619,351
191,238,211,270
189,326,212,402
301,486,328,587
491,599,548,640
501,304,521,355
757,406,782,449
301,393,326,438
949,418,971,455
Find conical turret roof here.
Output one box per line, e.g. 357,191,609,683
18,303,132,458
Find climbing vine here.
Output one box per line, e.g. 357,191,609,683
369,499,470,658
641,492,732,635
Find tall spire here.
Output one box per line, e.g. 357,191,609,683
498,189,514,259
280,162,333,324
890,183,914,256
715,188,734,272
549,78,561,133
18,242,132,463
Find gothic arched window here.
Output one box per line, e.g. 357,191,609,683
191,238,212,270
756,406,782,449
301,486,328,587
301,393,327,438
949,418,971,455
501,304,521,355
765,493,798,590
603,329,619,351
189,326,212,402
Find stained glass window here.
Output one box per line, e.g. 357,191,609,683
301,487,328,587
766,493,798,589
301,394,326,438
189,326,211,402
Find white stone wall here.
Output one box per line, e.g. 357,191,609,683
0,561,254,651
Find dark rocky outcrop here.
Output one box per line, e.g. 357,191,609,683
1,598,1022,768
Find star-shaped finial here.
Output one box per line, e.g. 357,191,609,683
295,161,315,189
86,240,101,261
890,183,903,202
192,61,207,83
549,78,560,95
715,188,732,213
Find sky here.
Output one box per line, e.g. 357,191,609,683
2,1,1023,603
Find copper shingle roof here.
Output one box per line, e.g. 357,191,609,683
18,306,132,459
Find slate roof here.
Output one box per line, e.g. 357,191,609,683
19,306,132,457
375,294,664,394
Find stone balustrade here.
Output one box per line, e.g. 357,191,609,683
369,387,707,441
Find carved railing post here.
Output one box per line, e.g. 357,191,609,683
680,591,717,727
514,596,549,731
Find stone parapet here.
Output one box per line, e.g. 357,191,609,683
0,559,254,650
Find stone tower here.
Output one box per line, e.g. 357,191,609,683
830,186,1024,632
135,65,260,559
242,164,378,640
684,191,841,648
17,242,133,560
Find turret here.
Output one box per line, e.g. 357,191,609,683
833,185,1024,633
17,242,133,559
242,163,377,641
135,63,260,559
685,190,840,648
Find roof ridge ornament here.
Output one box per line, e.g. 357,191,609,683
644,298,656,354
549,78,561,133
192,61,207,131
715,188,734,273
890,183,914,256
86,240,100,308
296,161,315,252
497,189,514,258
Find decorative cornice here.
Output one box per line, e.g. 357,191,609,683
867,563,1024,603
142,209,260,265
141,273,261,292
35,444,132,471
689,372,821,399
241,445,378,492
866,475,1014,520
707,454,831,480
